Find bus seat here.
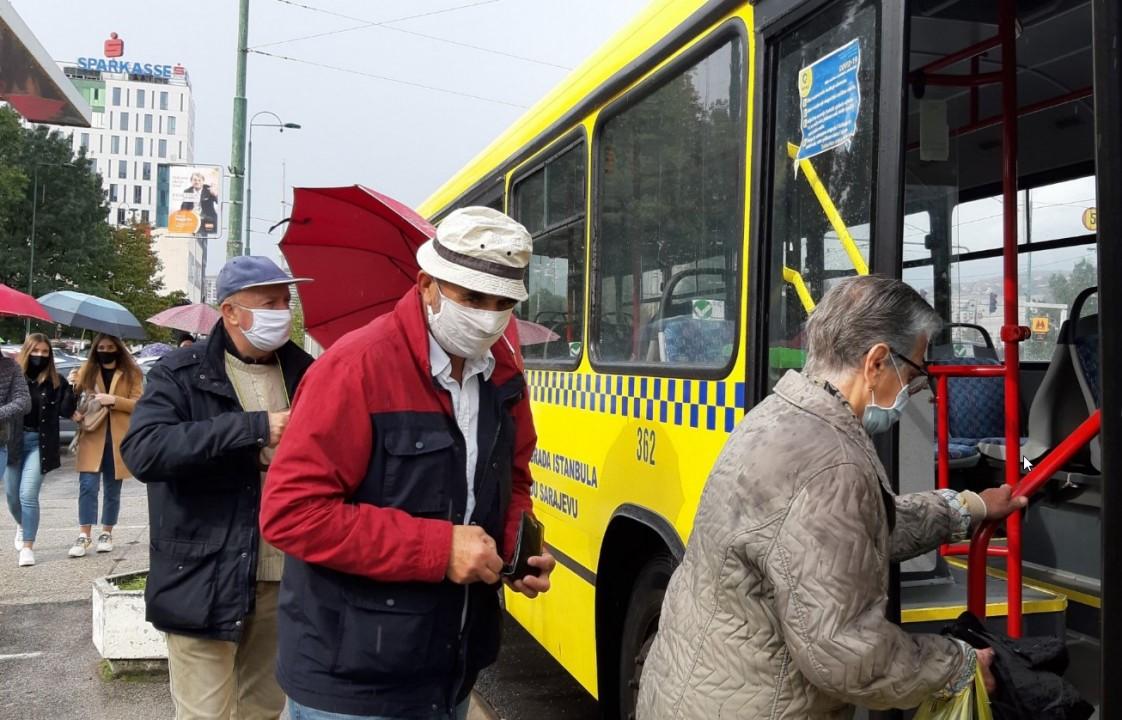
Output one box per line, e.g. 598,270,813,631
980,287,1099,471
656,316,734,364
937,442,982,470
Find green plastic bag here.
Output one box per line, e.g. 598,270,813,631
914,666,994,720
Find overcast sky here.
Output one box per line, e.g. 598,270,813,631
12,0,649,273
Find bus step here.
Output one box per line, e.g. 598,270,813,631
900,564,1067,638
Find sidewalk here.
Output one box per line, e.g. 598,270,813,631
0,457,499,720
0,457,167,719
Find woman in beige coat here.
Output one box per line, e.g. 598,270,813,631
67,334,142,557
638,276,1028,719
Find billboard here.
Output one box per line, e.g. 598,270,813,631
156,164,221,237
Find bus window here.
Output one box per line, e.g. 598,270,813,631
941,176,1097,362
593,37,744,371
511,141,587,365
1028,175,1097,243
765,0,880,391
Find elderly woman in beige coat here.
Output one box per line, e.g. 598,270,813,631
638,275,1027,720
67,334,143,558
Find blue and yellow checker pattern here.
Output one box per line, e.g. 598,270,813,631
524,369,747,433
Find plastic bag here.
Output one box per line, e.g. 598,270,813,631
914,665,993,720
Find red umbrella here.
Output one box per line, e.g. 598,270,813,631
0,284,51,322
280,186,435,348
148,303,221,335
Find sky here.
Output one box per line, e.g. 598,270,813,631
11,0,651,273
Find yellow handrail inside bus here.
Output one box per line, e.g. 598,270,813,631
786,142,870,276
782,266,816,313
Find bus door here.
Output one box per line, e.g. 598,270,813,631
752,0,910,466
1092,0,1121,713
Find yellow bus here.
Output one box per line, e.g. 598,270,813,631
420,0,1119,715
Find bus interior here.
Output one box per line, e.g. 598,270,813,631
765,0,1102,711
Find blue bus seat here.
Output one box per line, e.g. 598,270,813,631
656,316,734,364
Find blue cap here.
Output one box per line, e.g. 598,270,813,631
215,256,311,303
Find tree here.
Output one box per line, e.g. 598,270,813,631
104,224,187,342
1047,257,1097,310
0,107,113,299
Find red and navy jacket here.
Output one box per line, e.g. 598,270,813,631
261,288,536,718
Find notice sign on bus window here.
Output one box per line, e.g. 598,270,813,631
1032,316,1050,334
795,38,861,164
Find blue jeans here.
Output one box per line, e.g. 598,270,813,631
4,432,43,542
78,439,120,527
287,699,470,720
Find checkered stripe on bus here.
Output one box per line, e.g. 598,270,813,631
524,370,747,433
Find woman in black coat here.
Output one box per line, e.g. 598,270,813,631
4,333,76,567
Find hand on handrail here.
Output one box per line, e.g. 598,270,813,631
978,485,1028,522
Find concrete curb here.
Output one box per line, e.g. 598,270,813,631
468,691,502,720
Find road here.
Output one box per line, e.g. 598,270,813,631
0,458,592,720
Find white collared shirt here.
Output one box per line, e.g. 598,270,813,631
428,333,495,524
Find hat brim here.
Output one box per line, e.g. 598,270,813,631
220,277,313,302
416,240,528,302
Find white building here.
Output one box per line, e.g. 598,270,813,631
40,47,206,302
203,275,218,305
152,228,207,303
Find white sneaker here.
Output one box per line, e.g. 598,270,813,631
18,547,34,567
13,526,22,551
96,533,113,553
68,535,92,558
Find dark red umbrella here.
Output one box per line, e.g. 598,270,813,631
0,284,51,322
280,186,435,348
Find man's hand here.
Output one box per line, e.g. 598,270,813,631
979,485,1028,521
267,410,290,448
94,393,116,407
976,647,997,693
446,525,503,585
504,552,556,599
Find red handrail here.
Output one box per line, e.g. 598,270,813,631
966,411,1102,615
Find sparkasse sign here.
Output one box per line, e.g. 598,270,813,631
76,33,179,79
77,56,175,79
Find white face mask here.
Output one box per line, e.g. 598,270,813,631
239,306,292,352
427,285,512,359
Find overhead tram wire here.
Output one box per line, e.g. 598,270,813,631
248,49,529,109
257,0,570,71
253,0,501,49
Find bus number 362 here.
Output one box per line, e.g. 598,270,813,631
636,427,657,466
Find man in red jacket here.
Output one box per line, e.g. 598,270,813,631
261,206,554,720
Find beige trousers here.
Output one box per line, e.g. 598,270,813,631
166,581,285,720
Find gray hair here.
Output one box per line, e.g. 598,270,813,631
803,275,942,379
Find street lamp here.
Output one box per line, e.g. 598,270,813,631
246,111,300,256
28,161,77,332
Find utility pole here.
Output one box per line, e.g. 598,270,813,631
227,0,250,259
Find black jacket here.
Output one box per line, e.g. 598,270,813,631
120,323,313,641
6,375,76,475
947,612,1094,719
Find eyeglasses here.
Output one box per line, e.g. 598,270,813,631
891,350,935,396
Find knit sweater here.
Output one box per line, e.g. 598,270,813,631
224,353,288,582
0,356,31,452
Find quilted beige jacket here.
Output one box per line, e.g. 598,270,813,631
637,371,981,720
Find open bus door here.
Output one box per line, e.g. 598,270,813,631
758,0,1111,715
1091,0,1121,714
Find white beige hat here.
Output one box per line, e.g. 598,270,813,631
416,206,532,302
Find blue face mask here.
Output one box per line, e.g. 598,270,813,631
862,355,910,435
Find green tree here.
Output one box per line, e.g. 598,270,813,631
0,107,113,298
1047,257,1098,310
104,224,186,342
